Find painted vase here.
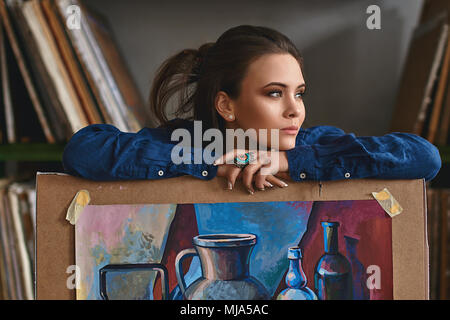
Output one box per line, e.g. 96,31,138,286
344,235,370,300
277,247,317,300
99,263,169,300
175,234,270,300
314,222,353,300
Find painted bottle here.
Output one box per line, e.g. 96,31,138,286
344,235,370,300
277,247,317,300
314,221,353,300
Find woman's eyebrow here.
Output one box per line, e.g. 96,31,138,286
263,82,306,89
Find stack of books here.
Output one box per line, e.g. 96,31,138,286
0,179,35,300
0,0,151,144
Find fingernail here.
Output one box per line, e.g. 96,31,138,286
267,182,274,188
282,182,288,187
247,188,254,195
227,181,233,190
258,187,265,191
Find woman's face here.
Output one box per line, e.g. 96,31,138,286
227,53,306,150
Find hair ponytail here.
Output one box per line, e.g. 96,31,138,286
149,43,214,127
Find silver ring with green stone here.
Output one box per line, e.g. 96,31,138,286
234,152,256,169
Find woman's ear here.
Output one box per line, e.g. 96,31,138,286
215,91,235,122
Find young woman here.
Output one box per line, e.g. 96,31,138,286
62,25,442,194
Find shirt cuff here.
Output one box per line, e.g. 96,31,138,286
170,162,218,180
286,145,318,181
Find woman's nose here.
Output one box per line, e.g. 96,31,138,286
284,98,302,118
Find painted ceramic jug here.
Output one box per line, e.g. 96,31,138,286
175,234,270,300
99,263,169,300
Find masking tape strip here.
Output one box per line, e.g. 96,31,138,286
66,190,90,225
372,187,403,218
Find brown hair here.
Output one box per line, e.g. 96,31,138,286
149,25,304,131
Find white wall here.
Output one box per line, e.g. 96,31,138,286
88,0,424,135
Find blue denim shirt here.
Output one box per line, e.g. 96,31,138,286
62,119,442,182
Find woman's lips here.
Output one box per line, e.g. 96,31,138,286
281,126,299,135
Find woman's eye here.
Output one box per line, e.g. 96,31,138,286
268,90,282,98
267,90,306,98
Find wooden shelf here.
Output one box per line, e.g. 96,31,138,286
0,143,65,161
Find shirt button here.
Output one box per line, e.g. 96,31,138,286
300,172,306,179
345,172,351,178
201,170,208,177
158,170,164,176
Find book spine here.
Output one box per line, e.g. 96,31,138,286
52,0,113,126
427,37,450,144
40,0,102,126
0,18,16,143
0,0,56,143
437,78,450,145
74,0,134,131
27,0,89,133
414,23,449,135
7,186,33,300
0,187,14,299
6,0,70,142
20,0,86,134
2,189,23,299
56,0,129,132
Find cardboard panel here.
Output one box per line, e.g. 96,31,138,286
35,172,428,300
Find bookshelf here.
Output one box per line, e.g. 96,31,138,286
0,0,150,300
0,143,64,161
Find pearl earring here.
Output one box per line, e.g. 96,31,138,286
228,115,234,120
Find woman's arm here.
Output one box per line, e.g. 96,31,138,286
286,125,442,182
62,124,217,181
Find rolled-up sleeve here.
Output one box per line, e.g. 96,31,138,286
286,125,442,182
62,124,218,181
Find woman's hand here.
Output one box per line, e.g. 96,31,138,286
214,149,290,194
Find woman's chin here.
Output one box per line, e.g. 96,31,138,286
255,137,297,151
276,137,297,150
277,141,296,151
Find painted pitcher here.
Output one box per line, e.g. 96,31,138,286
175,234,270,300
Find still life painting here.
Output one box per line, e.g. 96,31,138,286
75,199,392,300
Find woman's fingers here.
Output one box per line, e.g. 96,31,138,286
265,175,289,188
254,173,269,191
226,165,242,190
242,163,263,194
216,150,288,193
264,181,274,188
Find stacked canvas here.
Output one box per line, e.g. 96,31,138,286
426,188,450,300
391,1,450,299
0,0,150,144
390,1,450,145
